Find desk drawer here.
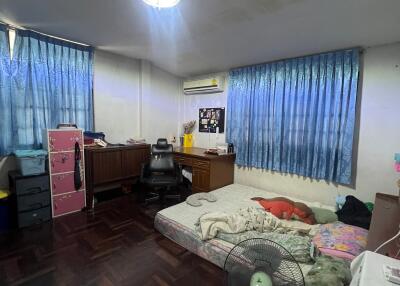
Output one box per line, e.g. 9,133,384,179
174,155,192,166
193,159,210,170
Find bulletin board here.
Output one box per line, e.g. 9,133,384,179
198,107,225,133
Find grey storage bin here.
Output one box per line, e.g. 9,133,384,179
15,150,47,176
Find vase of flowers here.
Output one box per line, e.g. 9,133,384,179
182,120,196,147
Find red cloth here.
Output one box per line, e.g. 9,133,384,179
256,199,314,224
257,200,294,220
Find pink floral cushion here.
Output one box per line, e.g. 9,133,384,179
312,222,368,261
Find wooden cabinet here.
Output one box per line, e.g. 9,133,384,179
92,149,123,184
122,147,149,177
174,147,235,193
192,167,210,193
366,193,400,257
85,145,150,209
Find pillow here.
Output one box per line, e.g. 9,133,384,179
186,192,217,207
311,207,338,224
312,222,368,261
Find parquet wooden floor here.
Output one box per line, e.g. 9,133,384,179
0,194,225,286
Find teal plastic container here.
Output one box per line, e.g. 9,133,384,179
14,150,48,176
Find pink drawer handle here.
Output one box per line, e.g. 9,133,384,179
51,155,69,166
50,138,55,151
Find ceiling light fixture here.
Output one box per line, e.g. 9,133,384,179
143,0,180,8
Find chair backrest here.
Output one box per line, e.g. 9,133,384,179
152,138,173,154
149,138,174,172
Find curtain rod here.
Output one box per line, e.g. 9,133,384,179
0,20,91,47
232,46,364,71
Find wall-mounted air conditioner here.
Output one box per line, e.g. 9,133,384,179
183,76,225,95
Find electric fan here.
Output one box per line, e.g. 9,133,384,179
224,238,305,286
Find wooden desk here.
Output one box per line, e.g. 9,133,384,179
84,144,150,209
366,193,400,257
174,147,235,193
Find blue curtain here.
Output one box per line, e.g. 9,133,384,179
227,49,360,185
0,29,94,154
0,24,13,155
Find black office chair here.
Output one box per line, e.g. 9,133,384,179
140,138,183,206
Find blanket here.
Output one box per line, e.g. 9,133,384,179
195,207,320,240
305,255,351,286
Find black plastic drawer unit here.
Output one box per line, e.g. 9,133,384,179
8,171,51,228
17,190,51,212
18,206,51,228
15,175,49,196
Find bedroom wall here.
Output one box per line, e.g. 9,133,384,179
182,42,400,206
94,54,182,145
94,55,183,146
141,62,182,145
93,51,141,143
182,73,228,148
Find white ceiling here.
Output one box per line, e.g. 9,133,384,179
0,0,400,77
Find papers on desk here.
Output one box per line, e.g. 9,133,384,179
127,138,146,145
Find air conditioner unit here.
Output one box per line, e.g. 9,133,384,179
183,76,225,95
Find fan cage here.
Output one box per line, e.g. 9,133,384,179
224,238,305,286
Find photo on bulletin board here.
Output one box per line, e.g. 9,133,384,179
199,107,225,133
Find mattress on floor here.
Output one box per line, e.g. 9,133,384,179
154,184,334,270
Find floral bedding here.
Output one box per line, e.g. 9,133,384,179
312,222,368,260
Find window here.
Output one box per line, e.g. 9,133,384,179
0,24,94,155
226,49,360,185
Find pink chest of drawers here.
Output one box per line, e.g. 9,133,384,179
43,129,86,217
